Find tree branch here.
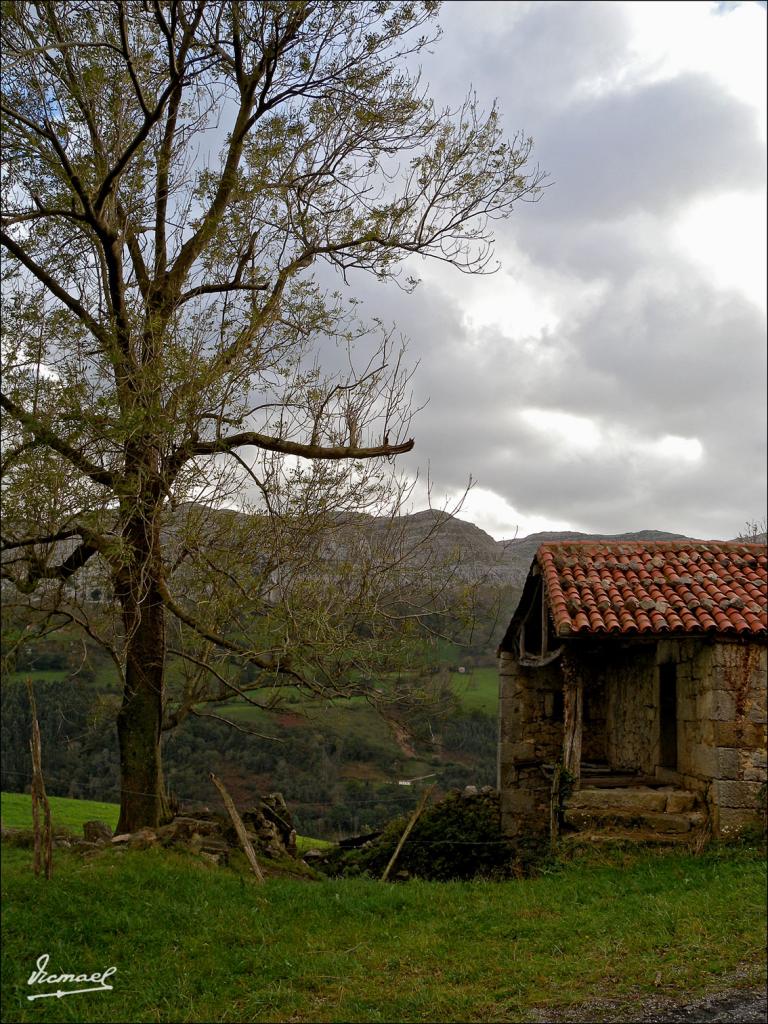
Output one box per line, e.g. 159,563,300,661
157,577,302,683
174,430,414,471
3,537,101,593
0,394,117,487
177,279,268,305
0,230,113,350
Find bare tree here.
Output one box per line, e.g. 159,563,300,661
1,0,545,831
737,519,768,544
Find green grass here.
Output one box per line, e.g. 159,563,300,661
7,665,122,688
449,666,498,713
214,663,500,723
294,835,334,855
1,792,120,832
6,669,78,686
1,842,764,1022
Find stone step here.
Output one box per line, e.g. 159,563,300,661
563,807,706,834
581,775,667,789
567,787,699,815
561,828,693,846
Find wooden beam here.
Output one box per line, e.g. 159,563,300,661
561,655,583,782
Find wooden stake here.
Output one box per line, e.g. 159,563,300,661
27,679,53,879
549,763,562,851
209,772,264,882
382,783,435,882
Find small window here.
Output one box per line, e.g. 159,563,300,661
551,689,564,723
659,663,678,770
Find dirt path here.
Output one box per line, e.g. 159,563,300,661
641,987,767,1022
527,966,767,1023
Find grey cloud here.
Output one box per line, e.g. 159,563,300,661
522,73,765,224
430,1,631,124
298,4,767,541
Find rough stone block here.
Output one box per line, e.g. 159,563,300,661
689,745,718,777
740,750,768,783
747,704,767,724
501,789,538,815
680,774,708,796
677,697,696,722
568,788,667,813
642,812,692,834
712,779,764,809
700,690,737,721
715,806,762,835
715,747,741,780
743,762,768,783
714,721,766,748
509,739,536,762
665,791,696,813
562,808,593,829
82,820,112,843
501,818,520,838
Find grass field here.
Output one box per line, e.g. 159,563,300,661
215,665,498,731
1,792,120,832
1,841,764,1023
449,666,498,713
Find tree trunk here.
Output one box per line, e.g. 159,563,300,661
115,486,171,832
116,584,170,832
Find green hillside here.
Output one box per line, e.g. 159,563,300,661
1,792,120,832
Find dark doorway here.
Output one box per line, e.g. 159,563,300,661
659,663,678,770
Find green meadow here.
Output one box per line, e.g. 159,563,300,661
2,834,765,1023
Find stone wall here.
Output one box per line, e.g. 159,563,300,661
498,637,767,839
693,641,766,834
498,650,562,840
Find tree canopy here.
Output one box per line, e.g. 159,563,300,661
0,0,544,830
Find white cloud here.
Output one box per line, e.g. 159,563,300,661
624,1,767,140
672,190,767,311
518,409,704,466
343,2,767,541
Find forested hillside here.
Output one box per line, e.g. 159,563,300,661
1,517,692,838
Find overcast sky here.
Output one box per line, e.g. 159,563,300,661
344,0,767,542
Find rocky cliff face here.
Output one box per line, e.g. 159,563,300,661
364,510,691,588
3,499,696,605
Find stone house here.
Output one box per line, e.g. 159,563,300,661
497,540,767,842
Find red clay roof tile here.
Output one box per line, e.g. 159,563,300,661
538,541,767,638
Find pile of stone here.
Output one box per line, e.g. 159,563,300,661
2,793,299,868
108,793,298,866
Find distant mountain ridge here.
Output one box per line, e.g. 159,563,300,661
386,511,692,588
7,499,749,604
165,503,712,589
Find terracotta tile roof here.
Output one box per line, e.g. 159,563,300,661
537,541,767,639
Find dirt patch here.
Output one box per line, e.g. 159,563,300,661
526,964,767,1023
383,714,417,757
338,763,389,781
